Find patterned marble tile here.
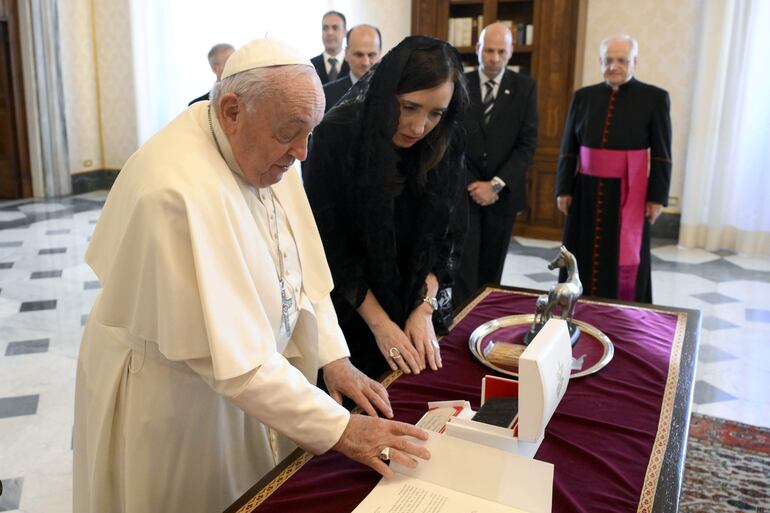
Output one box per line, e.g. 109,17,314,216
651,245,721,264
525,271,559,283
512,236,562,249
697,344,738,363
30,271,63,280
82,281,100,290
692,380,737,405
17,203,66,215
44,229,70,236
5,339,49,356
745,308,770,324
691,291,739,305
701,315,740,331
19,300,57,313
0,263,12,270
37,248,66,256
0,242,22,248
0,477,23,511
0,395,39,419
0,211,25,222
724,254,770,273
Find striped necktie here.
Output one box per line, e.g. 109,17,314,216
328,57,339,81
483,79,496,125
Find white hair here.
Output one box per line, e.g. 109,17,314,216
210,65,314,115
599,35,638,59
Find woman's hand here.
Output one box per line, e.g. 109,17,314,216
404,303,442,371
372,320,423,375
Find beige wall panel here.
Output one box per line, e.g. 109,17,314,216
581,0,702,212
58,0,101,173
92,0,138,170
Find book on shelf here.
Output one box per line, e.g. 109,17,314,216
525,24,534,45
447,15,484,48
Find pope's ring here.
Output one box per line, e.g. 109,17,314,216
388,347,402,360
379,447,391,461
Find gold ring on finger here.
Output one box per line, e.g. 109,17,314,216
379,447,391,461
389,347,402,360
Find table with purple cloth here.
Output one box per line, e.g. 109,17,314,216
225,286,701,513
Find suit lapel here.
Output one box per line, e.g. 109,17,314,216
466,72,486,133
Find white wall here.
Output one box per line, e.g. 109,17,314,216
581,0,702,213
55,0,411,175
330,0,412,54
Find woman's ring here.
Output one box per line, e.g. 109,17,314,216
389,347,402,360
431,339,440,349
379,447,391,461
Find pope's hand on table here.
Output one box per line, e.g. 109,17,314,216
323,358,392,418
372,320,422,375
404,305,442,371
332,414,431,478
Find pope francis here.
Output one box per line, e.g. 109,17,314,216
73,39,430,513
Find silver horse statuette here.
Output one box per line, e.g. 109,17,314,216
524,245,583,346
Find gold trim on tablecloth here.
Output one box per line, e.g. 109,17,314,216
239,286,688,512
636,312,687,513
455,287,689,513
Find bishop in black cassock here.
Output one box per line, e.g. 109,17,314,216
556,36,671,303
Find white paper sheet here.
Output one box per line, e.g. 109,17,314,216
352,474,528,513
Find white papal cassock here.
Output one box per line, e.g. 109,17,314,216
73,100,351,513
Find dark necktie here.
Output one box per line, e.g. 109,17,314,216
483,79,496,125
328,57,339,81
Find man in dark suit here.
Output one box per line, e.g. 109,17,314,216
323,24,382,112
454,22,538,305
311,11,350,84
188,43,234,106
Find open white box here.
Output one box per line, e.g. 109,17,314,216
425,318,573,458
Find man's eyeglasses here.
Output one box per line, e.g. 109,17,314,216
601,57,631,67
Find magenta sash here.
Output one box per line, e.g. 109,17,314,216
579,146,649,300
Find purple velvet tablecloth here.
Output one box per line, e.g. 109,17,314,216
241,289,685,513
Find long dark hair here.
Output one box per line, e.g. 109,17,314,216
396,43,469,176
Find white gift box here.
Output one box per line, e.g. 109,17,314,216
420,319,573,458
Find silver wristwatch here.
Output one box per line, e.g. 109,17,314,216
490,176,505,193
421,296,439,311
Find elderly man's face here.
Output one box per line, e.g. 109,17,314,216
601,40,636,87
322,14,346,55
345,27,381,80
224,71,324,188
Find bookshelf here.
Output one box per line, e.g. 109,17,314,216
411,0,585,239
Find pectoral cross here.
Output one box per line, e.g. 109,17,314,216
279,280,293,334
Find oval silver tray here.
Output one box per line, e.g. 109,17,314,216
468,314,614,379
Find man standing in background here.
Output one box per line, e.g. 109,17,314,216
555,35,671,303
188,43,234,105
322,24,382,112
311,11,349,84
454,22,538,306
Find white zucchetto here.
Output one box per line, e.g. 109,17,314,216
221,38,312,80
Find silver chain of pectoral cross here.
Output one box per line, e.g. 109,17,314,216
268,190,293,334
208,104,293,334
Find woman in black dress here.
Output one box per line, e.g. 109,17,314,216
303,36,470,379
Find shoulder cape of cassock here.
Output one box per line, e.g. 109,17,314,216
86,102,334,380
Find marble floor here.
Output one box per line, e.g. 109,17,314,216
1,191,769,512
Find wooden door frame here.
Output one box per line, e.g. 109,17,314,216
0,0,32,198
